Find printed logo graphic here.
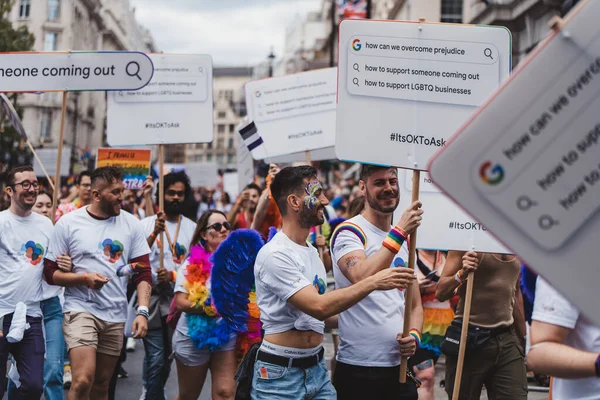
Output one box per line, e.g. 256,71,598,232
172,242,187,264
99,239,124,263
21,241,44,266
393,257,406,268
313,275,325,295
254,90,262,98
479,161,505,185
352,39,361,51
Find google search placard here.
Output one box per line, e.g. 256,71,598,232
107,54,213,145
336,20,510,170
429,1,600,324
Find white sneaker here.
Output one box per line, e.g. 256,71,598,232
126,337,136,352
63,365,72,388
139,387,146,400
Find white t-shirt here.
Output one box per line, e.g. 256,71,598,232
140,215,196,283
0,210,54,318
331,214,410,367
254,231,327,335
46,207,150,323
532,278,600,400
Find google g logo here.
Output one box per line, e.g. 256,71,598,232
479,161,504,185
352,39,361,51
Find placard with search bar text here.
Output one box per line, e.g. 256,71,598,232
429,1,600,324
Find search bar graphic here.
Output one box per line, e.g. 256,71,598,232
349,35,499,65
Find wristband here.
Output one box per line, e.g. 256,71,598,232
383,227,407,254
455,269,467,284
409,329,421,350
83,273,88,287
170,270,177,282
137,306,150,320
137,306,149,314
150,232,156,239
595,354,600,377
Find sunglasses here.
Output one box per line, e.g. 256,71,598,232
205,222,231,232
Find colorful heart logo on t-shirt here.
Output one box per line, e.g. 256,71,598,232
172,242,187,264
99,239,124,263
21,241,44,266
313,275,325,295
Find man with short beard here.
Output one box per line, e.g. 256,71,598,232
251,166,415,399
330,164,424,400
43,167,153,400
139,171,196,400
228,183,260,230
0,166,69,399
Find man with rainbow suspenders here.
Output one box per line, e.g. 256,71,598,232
330,164,424,400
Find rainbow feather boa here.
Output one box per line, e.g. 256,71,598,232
184,229,264,358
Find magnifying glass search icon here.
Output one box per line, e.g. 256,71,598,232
484,48,493,60
353,77,359,86
353,63,360,72
126,61,142,81
198,66,204,73
538,215,558,230
516,195,537,211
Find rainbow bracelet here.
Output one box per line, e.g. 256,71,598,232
409,329,421,350
383,227,407,254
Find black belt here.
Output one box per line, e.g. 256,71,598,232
489,325,512,336
256,347,324,369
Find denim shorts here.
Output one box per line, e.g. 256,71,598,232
171,330,236,367
251,357,336,399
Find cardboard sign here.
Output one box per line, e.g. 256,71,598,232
107,54,213,145
336,20,511,170
244,68,337,159
96,148,151,190
429,1,600,323
0,51,153,92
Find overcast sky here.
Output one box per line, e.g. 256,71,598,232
130,0,322,67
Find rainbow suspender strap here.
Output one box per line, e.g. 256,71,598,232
330,222,367,251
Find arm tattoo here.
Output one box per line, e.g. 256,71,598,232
344,256,361,271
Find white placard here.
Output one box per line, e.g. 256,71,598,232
267,147,337,164
155,163,219,188
33,148,71,177
429,1,600,323
394,170,508,252
236,131,255,192
244,68,337,159
0,52,153,91
223,172,240,199
107,54,213,145
336,20,511,170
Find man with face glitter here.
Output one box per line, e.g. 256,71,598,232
251,166,414,399
330,164,424,400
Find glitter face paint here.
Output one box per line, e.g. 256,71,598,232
304,180,322,209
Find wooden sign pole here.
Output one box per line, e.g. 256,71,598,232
51,91,68,223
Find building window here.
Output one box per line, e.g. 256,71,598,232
441,0,462,23
48,0,60,21
217,124,225,134
217,111,226,119
40,110,52,140
227,153,234,164
217,138,224,149
194,154,203,162
206,153,213,162
228,138,234,148
207,142,212,149
44,32,58,51
217,154,224,164
229,124,235,133
19,0,31,18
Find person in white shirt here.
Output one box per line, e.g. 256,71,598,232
252,165,415,400
330,164,423,400
528,278,600,400
43,166,153,400
139,171,196,400
0,166,69,399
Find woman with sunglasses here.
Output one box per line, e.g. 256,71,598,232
172,210,235,400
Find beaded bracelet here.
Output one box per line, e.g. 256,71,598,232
409,329,421,350
382,227,407,254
